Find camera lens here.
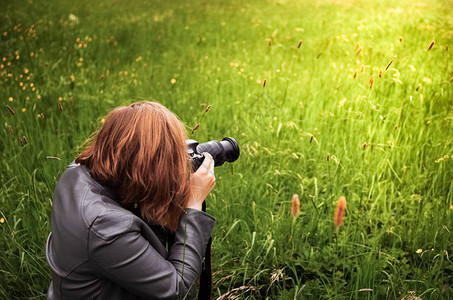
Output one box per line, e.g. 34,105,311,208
220,137,240,163
196,137,240,167
196,140,224,166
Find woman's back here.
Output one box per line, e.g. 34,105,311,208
46,162,215,299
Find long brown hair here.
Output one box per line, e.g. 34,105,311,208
76,101,190,231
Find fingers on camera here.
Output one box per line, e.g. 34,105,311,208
201,153,214,170
199,153,215,187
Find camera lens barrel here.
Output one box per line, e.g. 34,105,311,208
196,140,226,167
188,137,240,170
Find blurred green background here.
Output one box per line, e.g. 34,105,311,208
1,0,452,298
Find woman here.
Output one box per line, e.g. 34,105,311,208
46,101,216,299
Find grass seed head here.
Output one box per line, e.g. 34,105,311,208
192,122,200,133
368,76,374,89
8,125,14,135
58,102,63,111
263,79,267,87
385,55,397,71
355,46,363,55
19,136,27,146
415,83,421,91
6,105,15,115
398,36,403,43
353,70,357,79
270,269,284,284
266,38,272,46
427,40,435,51
205,105,212,112
334,196,346,228
362,142,368,149
378,69,383,78
297,40,303,48
291,194,300,217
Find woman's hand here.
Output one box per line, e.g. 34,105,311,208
187,153,216,210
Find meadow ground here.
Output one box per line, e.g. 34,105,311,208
0,0,452,299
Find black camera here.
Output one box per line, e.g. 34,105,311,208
187,137,240,171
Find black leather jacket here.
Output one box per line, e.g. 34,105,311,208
46,162,216,299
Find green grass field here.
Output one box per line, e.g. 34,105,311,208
1,0,452,298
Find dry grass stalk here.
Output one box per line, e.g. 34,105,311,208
334,196,346,228
401,291,422,300
46,156,61,160
291,194,300,217
217,285,258,300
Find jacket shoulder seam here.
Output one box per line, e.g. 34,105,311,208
88,209,134,241
80,184,94,228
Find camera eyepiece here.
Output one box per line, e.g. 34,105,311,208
187,137,240,171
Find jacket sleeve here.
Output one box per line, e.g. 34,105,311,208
89,208,216,300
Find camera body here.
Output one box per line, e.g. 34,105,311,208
187,137,240,171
